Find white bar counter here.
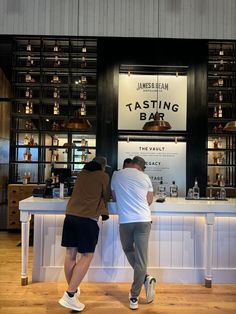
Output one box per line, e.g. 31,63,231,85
19,196,236,287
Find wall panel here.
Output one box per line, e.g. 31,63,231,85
0,0,235,39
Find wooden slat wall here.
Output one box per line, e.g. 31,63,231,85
0,0,235,39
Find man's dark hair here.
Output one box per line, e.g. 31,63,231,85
83,161,102,171
123,158,133,169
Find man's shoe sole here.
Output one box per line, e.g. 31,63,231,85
146,277,156,303
58,298,85,311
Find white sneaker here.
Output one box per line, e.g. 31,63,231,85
129,292,138,310
144,275,156,303
59,292,85,311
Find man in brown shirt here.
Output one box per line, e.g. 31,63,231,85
59,156,110,312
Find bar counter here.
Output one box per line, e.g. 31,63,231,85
19,197,236,287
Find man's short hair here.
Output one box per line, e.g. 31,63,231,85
132,156,146,170
123,158,132,168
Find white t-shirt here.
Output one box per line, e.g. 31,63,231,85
111,168,153,224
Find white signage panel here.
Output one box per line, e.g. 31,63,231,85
118,141,186,196
118,74,187,130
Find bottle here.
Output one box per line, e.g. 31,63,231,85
192,178,200,199
170,181,178,197
24,134,29,145
213,106,218,118
25,101,30,114
220,187,226,199
159,180,166,194
218,105,223,118
52,135,59,146
219,91,223,102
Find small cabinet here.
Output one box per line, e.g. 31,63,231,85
7,184,38,229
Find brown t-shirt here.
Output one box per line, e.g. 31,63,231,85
66,169,110,219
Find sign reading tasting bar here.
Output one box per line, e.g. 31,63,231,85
118,74,187,131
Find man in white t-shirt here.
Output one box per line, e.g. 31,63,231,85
111,156,156,310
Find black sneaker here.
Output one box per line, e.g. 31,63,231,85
144,275,156,303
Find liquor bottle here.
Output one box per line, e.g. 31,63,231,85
53,88,59,99
25,101,30,114
81,55,87,68
159,180,166,193
81,138,86,146
25,87,32,98
24,134,29,145
26,40,31,51
25,72,32,82
23,148,32,161
170,181,178,197
219,91,223,102
52,135,59,146
82,43,87,53
54,55,60,67
81,75,87,85
29,135,34,146
53,41,59,52
80,102,86,116
220,187,226,199
219,46,224,56
219,59,224,71
192,178,200,199
26,55,33,66
218,105,223,118
218,77,224,87
53,101,60,115
29,102,33,114
213,106,218,118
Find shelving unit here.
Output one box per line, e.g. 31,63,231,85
10,36,97,183
207,41,236,188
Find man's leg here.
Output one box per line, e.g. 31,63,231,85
119,223,135,268
131,222,151,298
66,249,94,292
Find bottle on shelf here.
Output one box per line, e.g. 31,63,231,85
53,88,60,99
219,187,226,199
170,181,178,197
24,134,29,145
52,135,59,146
26,55,34,66
25,101,30,114
29,135,34,146
219,91,223,102
219,45,224,56
29,102,33,114
218,77,224,87
26,40,31,52
159,180,166,193
25,87,33,98
54,55,60,67
213,106,218,118
218,105,223,118
25,72,32,82
192,178,200,199
23,148,32,161
53,101,60,115
25,121,33,130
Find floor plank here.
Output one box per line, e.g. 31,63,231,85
0,231,236,314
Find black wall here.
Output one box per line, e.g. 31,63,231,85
97,37,208,194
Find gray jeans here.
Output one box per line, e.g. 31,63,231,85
119,221,151,298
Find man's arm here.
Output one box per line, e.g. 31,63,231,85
147,191,153,205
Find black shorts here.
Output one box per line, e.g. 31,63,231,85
61,215,99,253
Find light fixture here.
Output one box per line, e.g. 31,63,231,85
223,120,236,132
143,74,171,131
64,110,92,129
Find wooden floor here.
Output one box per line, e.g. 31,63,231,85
0,231,236,314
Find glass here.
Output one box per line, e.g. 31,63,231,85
187,188,193,199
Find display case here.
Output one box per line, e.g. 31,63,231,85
207,41,236,188
10,37,97,183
